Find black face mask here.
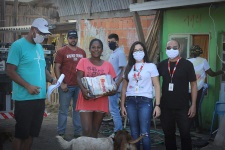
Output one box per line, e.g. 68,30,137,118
108,42,117,50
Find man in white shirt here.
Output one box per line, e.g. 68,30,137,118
188,45,224,132
107,33,127,134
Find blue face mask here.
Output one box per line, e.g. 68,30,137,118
108,42,117,50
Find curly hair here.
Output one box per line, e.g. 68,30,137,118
190,45,203,57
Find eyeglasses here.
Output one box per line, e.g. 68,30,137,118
35,28,49,38
166,46,178,50
134,49,144,52
40,34,48,38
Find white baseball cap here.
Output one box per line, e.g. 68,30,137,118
31,18,51,34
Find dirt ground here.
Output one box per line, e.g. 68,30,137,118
0,103,211,150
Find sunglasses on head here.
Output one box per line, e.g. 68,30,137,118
166,46,178,50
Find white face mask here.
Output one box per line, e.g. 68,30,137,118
33,33,45,44
133,51,145,61
166,49,179,59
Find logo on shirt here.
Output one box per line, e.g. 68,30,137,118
66,54,84,61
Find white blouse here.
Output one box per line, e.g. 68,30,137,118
126,62,159,98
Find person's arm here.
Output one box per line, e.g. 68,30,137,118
152,76,161,118
116,51,127,87
54,62,68,92
54,62,61,79
116,66,125,87
188,80,197,118
206,68,224,77
120,79,128,117
45,68,56,84
76,70,90,100
6,64,40,95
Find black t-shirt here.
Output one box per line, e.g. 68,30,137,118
158,58,196,109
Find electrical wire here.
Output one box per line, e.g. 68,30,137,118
208,4,225,64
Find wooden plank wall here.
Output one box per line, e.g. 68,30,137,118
0,3,58,43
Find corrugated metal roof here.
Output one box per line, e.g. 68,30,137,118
0,25,31,32
0,25,54,32
56,0,130,17
2,0,131,18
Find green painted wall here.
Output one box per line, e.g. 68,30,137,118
161,4,225,129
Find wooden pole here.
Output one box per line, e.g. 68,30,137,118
88,0,92,18
13,0,18,41
1,0,6,42
133,11,145,44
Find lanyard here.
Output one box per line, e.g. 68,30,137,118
133,63,144,83
168,58,180,83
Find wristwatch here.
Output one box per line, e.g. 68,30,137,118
155,104,160,107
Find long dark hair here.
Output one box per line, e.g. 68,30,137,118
124,41,150,81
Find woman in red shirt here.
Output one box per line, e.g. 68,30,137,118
76,38,117,137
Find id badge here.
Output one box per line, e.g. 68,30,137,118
168,83,174,91
135,85,139,93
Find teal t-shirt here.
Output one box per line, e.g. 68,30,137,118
7,37,46,101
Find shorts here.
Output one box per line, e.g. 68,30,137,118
14,99,45,139
79,110,104,113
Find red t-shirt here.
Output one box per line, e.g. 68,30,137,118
76,58,116,113
54,46,86,86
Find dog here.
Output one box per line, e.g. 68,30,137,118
56,135,113,150
114,130,144,150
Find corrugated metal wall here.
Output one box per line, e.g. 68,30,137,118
56,0,130,17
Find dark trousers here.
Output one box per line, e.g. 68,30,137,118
160,108,192,150
189,88,203,128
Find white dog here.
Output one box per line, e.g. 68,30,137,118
56,136,113,150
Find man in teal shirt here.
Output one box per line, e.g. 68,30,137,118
6,18,55,150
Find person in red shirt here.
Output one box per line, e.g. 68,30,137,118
76,38,117,137
54,30,86,138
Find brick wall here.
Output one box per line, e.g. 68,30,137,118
78,15,155,60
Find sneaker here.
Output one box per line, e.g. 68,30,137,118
58,134,64,139
103,114,113,122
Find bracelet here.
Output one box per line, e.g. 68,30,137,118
155,104,160,107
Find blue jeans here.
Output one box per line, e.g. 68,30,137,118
57,86,82,135
109,93,123,132
125,96,153,150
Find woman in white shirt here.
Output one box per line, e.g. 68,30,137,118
120,41,161,150
188,45,224,132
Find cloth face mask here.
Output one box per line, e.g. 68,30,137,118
33,33,45,44
166,49,179,59
108,42,117,50
133,51,145,61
